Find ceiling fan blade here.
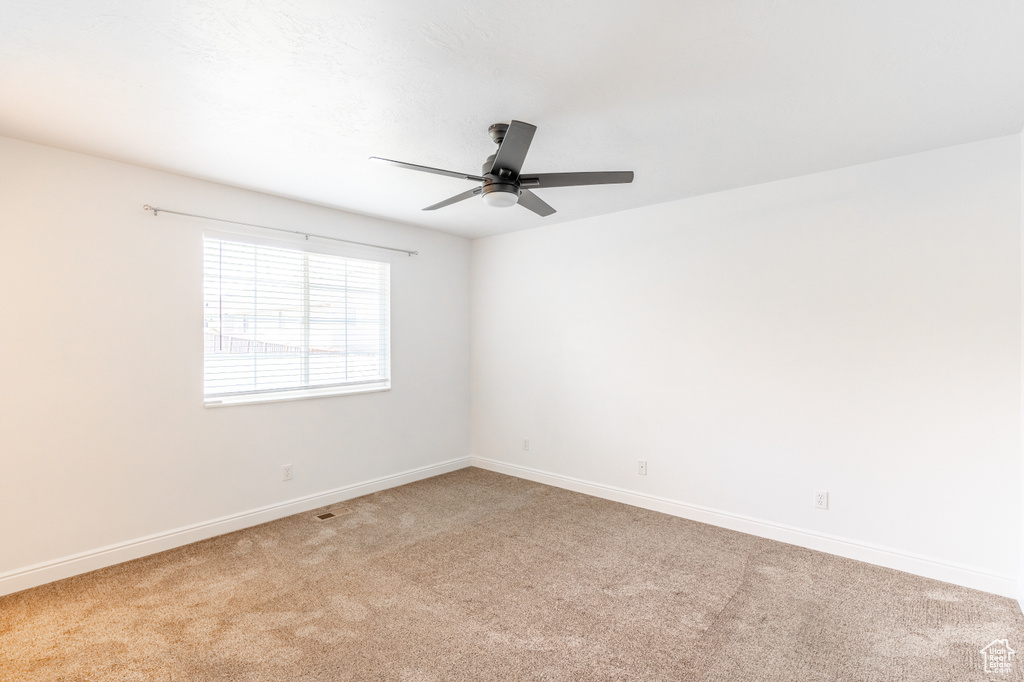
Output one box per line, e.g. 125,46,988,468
422,186,483,211
489,120,537,178
519,171,634,188
517,189,556,217
370,157,484,182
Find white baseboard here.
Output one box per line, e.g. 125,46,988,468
6,455,1014,601
470,456,1017,599
0,457,471,597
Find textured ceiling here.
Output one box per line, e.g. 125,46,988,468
2,1,1023,239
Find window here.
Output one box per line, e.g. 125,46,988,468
203,236,390,405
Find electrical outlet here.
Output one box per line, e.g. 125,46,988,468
283,464,293,482
814,489,828,510
522,438,530,451
638,460,647,475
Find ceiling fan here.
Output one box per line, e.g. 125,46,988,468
370,120,634,217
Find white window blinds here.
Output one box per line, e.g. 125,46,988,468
203,236,390,404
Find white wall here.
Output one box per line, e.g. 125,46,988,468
471,136,1022,595
0,136,470,593
2,132,1019,599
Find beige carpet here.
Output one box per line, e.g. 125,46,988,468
2,467,1022,681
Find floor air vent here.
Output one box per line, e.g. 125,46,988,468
314,507,351,520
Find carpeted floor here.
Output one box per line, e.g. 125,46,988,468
2,467,1022,681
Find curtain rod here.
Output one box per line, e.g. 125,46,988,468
142,205,418,256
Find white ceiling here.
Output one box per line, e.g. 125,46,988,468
2,1,1023,239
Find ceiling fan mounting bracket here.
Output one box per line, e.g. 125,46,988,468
488,123,509,145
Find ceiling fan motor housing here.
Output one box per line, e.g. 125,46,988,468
481,147,521,207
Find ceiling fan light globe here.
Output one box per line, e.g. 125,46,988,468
482,191,519,208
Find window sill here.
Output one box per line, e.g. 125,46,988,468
204,381,390,408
